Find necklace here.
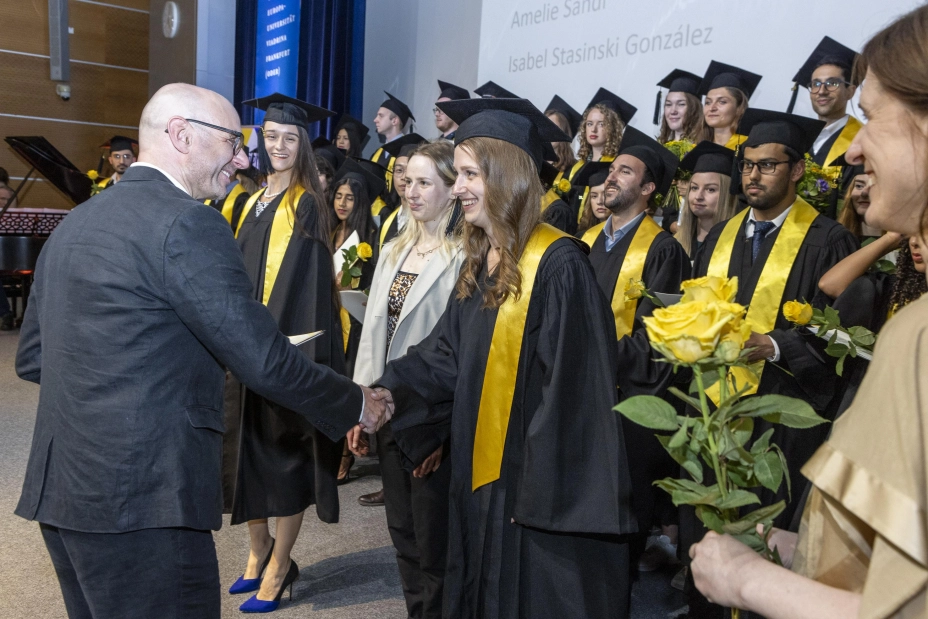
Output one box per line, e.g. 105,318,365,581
415,243,439,258
255,188,284,218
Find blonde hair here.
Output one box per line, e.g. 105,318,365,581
675,173,739,256
384,140,461,264
455,138,542,309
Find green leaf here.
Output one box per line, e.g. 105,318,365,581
349,266,363,277
739,395,829,429
729,417,754,447
732,531,770,553
835,353,846,377
753,451,784,492
750,428,775,455
823,305,841,326
681,453,704,484
695,505,725,533
825,342,849,357
715,489,761,510
668,422,689,449
668,387,703,411
772,445,792,498
721,501,786,535
615,396,680,431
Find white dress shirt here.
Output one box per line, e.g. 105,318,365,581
810,115,849,158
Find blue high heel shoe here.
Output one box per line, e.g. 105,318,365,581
229,539,276,594
239,559,299,613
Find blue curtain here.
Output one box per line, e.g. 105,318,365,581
234,0,366,137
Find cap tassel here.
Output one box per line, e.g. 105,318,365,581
653,91,662,125
255,127,273,175
786,83,799,114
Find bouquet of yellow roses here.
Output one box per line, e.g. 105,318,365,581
339,242,373,289
616,276,827,616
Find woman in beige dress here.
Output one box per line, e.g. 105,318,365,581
690,7,928,618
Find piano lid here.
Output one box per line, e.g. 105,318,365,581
5,136,93,205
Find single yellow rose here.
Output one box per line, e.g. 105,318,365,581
86,170,99,181
644,300,739,364
557,178,571,193
357,242,373,260
680,275,739,304
624,278,645,301
783,300,813,325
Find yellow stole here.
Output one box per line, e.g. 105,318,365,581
472,223,568,490
576,155,615,223
98,176,114,188
235,187,306,306
371,148,395,192
540,171,564,213
379,207,400,250
822,117,863,173
582,215,663,339
371,197,387,217
706,198,819,403
217,183,246,225
724,133,747,151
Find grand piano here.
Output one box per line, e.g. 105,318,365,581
1,137,92,322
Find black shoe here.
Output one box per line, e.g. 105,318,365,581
358,488,384,506
0,313,12,331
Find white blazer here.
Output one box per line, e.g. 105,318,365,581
352,241,465,386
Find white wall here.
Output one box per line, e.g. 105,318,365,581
362,0,483,156
196,0,237,102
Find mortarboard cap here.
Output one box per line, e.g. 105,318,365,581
738,109,826,154
544,95,582,137
793,36,859,88
334,114,371,141
437,80,470,101
436,98,569,170
102,136,138,152
571,161,612,189
335,157,387,203
830,153,866,193
678,141,736,176
312,138,346,171
617,125,680,196
698,61,763,99
587,87,637,125
380,91,415,126
382,133,427,159
474,81,519,99
243,93,335,130
654,68,703,124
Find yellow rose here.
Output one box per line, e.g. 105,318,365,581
557,178,571,193
680,276,739,303
86,170,99,181
357,242,373,260
783,300,813,325
624,278,645,301
644,300,739,364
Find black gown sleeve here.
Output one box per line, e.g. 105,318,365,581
616,235,692,397
542,199,578,236
512,243,634,535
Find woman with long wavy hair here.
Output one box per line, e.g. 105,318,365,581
690,7,928,617
226,94,346,613
373,98,636,619
656,69,705,144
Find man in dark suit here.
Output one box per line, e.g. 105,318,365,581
14,83,390,619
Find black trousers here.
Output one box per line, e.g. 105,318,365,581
379,423,452,619
40,523,220,619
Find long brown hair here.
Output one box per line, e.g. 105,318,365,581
701,87,748,143
675,173,739,257
546,111,578,171
658,92,704,144
857,5,928,233
455,138,542,309
837,179,866,238
577,103,624,161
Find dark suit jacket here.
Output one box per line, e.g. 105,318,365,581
15,165,363,533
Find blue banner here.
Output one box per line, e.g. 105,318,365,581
254,0,301,123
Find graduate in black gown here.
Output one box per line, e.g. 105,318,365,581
226,94,347,611
538,161,577,235
375,97,636,619
582,126,691,577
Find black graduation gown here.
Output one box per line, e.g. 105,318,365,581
541,198,578,236
377,239,636,619
342,231,378,377
693,209,858,527
229,191,347,524
810,131,853,220
588,222,691,542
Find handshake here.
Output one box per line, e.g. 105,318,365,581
358,385,395,434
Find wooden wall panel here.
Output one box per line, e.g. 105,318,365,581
0,1,149,210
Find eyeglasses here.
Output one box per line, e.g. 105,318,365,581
165,118,245,155
110,153,134,161
808,78,850,93
738,159,792,175
432,107,444,115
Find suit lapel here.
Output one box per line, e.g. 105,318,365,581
394,249,458,327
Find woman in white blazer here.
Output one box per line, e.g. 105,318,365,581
351,139,463,619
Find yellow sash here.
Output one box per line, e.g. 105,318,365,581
540,171,564,213
371,197,387,217
379,207,400,250
577,155,615,223
371,148,395,192
582,215,663,339
235,186,306,306
340,308,351,352
472,223,568,490
822,116,863,172
219,183,246,225
706,198,818,403
98,176,114,188
724,133,747,151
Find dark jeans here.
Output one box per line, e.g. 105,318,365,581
40,523,220,619
379,423,451,619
